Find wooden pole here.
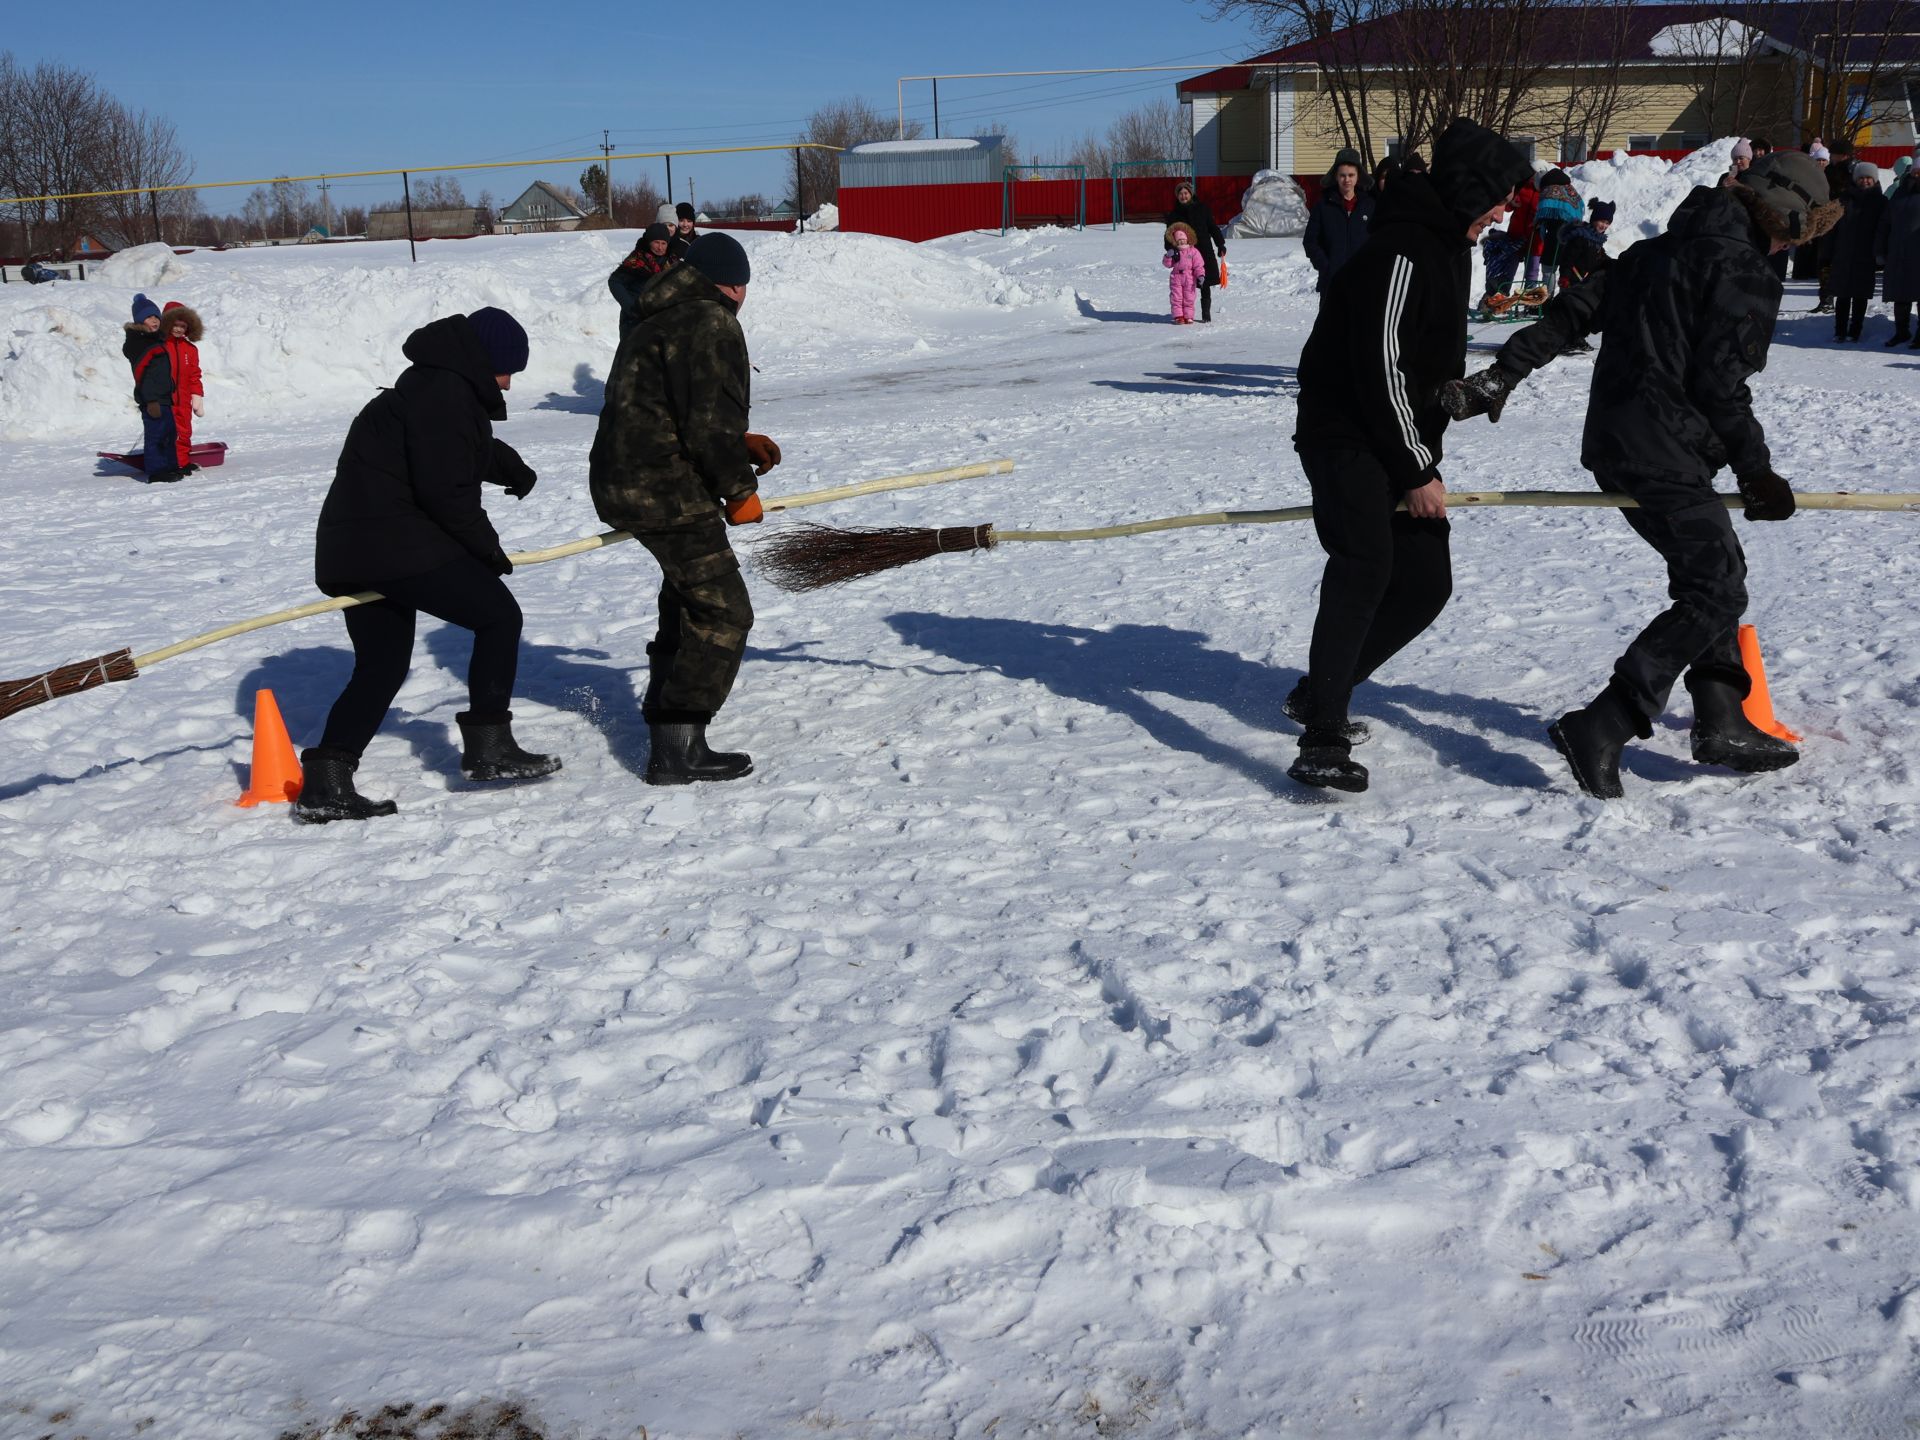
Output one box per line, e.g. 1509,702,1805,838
129,460,1015,671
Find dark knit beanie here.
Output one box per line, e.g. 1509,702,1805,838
131,293,160,323
466,306,530,375
676,202,696,222
684,232,751,287
1588,199,1617,223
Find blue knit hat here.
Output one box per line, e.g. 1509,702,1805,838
466,306,529,375
684,232,750,287
131,293,160,323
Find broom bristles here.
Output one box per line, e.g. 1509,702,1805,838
754,523,995,592
0,648,138,722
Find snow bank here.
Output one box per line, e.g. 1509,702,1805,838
1226,169,1309,239
1568,137,1741,248
806,202,840,231
0,230,1070,441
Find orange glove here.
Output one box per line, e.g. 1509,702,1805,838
725,493,764,526
744,432,782,477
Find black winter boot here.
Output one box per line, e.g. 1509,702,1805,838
1548,682,1644,800
1686,671,1799,774
292,748,398,824
1288,730,1369,793
645,722,752,785
1282,678,1371,745
455,711,562,782
1886,331,1912,347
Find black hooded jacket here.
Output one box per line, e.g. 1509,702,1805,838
314,315,524,594
1163,196,1226,286
1494,185,1780,483
1294,122,1532,490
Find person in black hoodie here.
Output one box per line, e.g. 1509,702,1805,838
1444,151,1844,799
1286,119,1534,792
295,307,560,823
1302,148,1378,296
1163,180,1227,322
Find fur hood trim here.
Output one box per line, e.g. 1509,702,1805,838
1165,221,1198,246
1728,183,1843,246
162,304,204,342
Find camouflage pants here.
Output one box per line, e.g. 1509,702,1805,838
635,516,754,722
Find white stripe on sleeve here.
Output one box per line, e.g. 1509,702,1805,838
1383,253,1435,472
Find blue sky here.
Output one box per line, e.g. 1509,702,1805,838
9,0,1268,214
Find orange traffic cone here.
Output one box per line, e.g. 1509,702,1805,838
1738,624,1802,744
236,689,303,806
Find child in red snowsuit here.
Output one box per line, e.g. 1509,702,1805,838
1163,222,1207,323
161,301,206,472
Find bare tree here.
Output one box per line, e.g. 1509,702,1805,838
798,96,924,205
241,188,273,240
579,164,609,213
412,174,469,208
92,104,196,245
1803,0,1920,145
0,54,109,251
1108,97,1191,165
611,177,664,227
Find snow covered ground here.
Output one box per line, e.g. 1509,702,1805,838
2,178,1918,1440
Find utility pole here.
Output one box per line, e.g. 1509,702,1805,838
601,129,614,216
934,78,940,139
319,176,333,237
689,177,696,216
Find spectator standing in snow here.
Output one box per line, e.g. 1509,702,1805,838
1444,151,1844,799
121,293,186,484
1557,199,1614,291
1286,118,1533,793
295,307,560,824
589,232,781,785
609,222,676,341
1878,155,1920,347
1163,180,1226,322
1507,174,1541,284
667,202,698,263
1829,161,1887,342
1721,138,1754,188
1532,168,1583,295
1163,222,1207,323
160,301,206,474
1302,150,1376,296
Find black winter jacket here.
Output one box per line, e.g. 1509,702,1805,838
1827,183,1886,298
1302,191,1378,290
1163,198,1225,286
314,315,524,594
1494,186,1779,484
1293,173,1471,491
123,325,173,406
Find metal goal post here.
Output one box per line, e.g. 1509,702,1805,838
1110,159,1195,230
1002,165,1087,234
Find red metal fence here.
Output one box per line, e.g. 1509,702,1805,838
841,174,1255,242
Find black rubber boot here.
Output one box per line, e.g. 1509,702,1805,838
1548,682,1644,800
1288,730,1369,793
1686,671,1799,774
455,711,562,782
645,722,753,785
1282,678,1371,745
292,748,398,824
1886,332,1912,347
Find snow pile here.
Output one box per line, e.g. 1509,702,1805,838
1569,137,1741,247
1225,169,1309,239
0,231,1071,441
805,201,840,231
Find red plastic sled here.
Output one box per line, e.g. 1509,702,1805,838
97,441,228,470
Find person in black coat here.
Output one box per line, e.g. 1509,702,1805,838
1286,119,1534,792
609,222,675,341
1828,161,1887,341
296,308,561,823
1445,151,1845,798
121,293,185,483
1163,180,1226,322
667,202,698,263
1302,148,1378,295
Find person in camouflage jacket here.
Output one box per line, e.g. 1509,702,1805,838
1444,151,1844,800
589,230,782,785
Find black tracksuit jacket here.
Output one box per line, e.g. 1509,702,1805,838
1294,173,1470,492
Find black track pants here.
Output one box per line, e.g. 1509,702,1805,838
1298,448,1453,727
1600,468,1748,722
318,554,523,758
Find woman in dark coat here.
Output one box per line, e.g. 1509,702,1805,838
609,222,675,340
296,307,560,822
1829,162,1888,342
1302,147,1378,296
1163,179,1227,322
1877,162,1920,347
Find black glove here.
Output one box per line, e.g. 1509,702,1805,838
1441,364,1521,423
1736,468,1795,522
487,549,514,576
491,441,538,499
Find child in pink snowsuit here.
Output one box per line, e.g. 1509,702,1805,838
1164,223,1206,323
